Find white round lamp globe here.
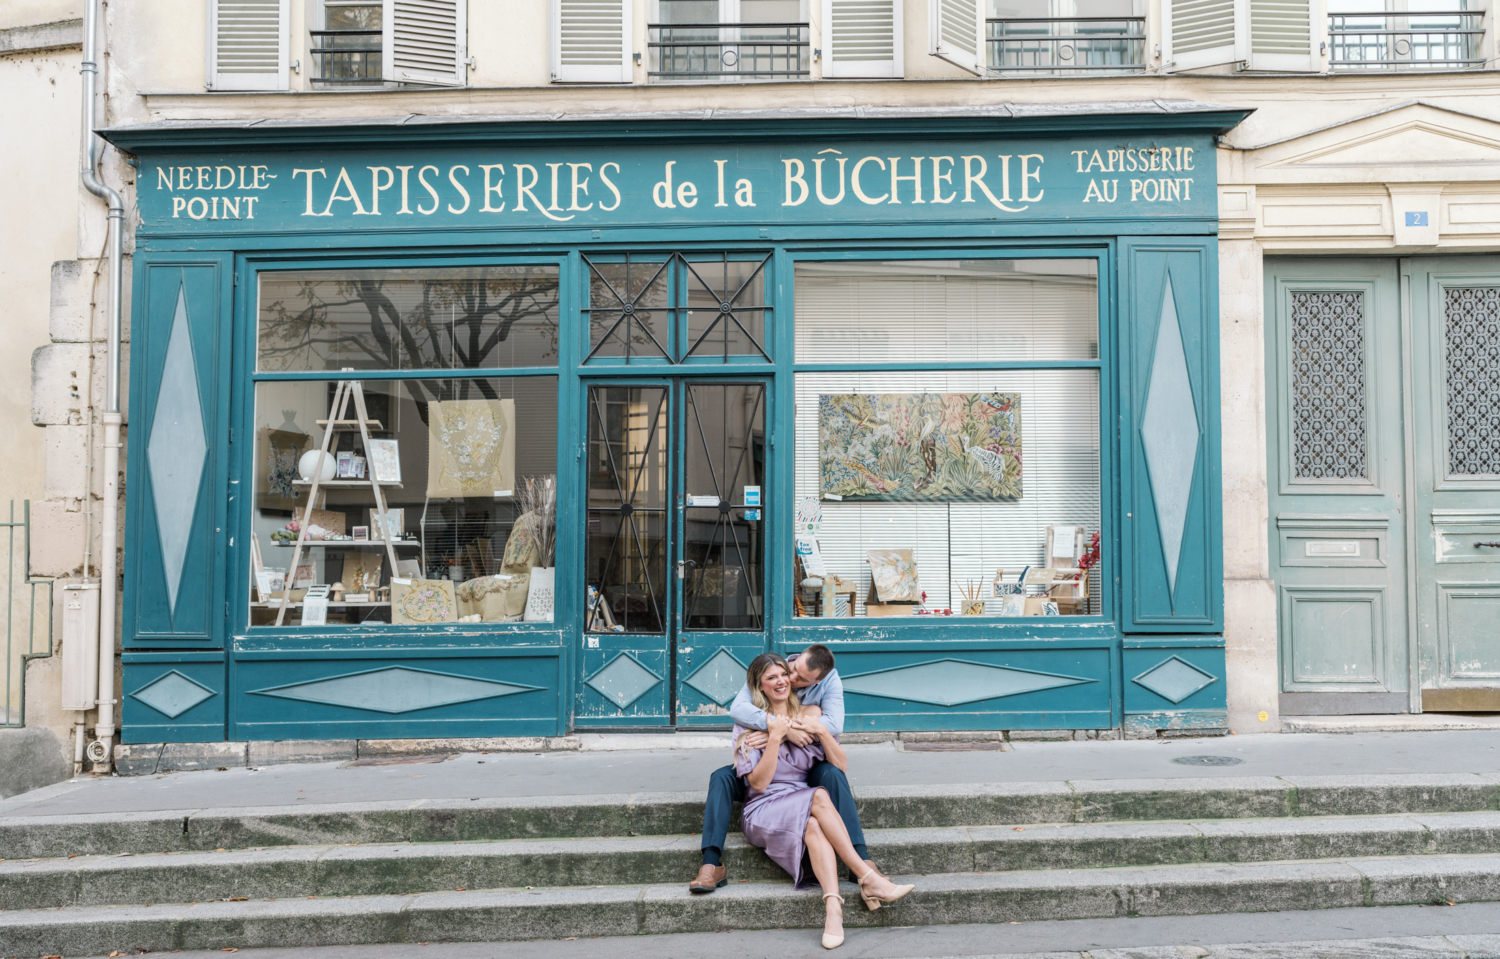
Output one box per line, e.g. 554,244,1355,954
298,450,337,483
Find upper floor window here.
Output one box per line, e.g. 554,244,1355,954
649,0,810,81
313,0,383,84
1328,0,1483,70
986,0,1146,74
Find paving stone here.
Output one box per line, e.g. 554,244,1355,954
158,742,249,772
1194,815,1429,862
112,742,163,776
1409,811,1500,855
0,809,193,858
1123,861,1365,916
1206,937,1465,958
76,846,325,907
248,740,358,766
187,801,416,849
1445,934,1500,959
406,885,642,941
858,781,1076,829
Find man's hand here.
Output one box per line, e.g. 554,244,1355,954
742,730,770,750
782,723,814,747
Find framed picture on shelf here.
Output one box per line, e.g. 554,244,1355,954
367,439,401,483
369,508,404,541
336,451,355,479
352,526,369,542
352,454,367,479
294,563,317,588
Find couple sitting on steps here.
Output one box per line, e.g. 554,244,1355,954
689,644,916,949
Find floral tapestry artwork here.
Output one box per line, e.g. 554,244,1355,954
258,428,310,511
819,393,1022,501
427,399,516,498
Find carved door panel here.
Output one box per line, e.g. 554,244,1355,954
1266,259,1410,714
1410,258,1500,710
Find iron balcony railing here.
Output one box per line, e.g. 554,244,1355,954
1328,10,1484,69
310,29,382,83
648,22,810,79
987,16,1147,72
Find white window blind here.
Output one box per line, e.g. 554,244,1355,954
929,0,985,74
1164,0,1242,70
385,0,467,85
208,0,290,91
822,0,904,78
552,0,635,83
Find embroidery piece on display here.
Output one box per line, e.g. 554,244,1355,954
819,393,1022,501
867,549,920,602
391,578,459,625
258,428,310,511
427,399,516,498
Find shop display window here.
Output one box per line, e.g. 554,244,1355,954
251,265,561,629
792,259,1102,619
257,265,560,371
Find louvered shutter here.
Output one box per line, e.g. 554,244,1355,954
822,0,903,78
207,0,289,91
383,0,467,85
551,0,634,83
929,0,984,75
1163,0,1244,71
1248,0,1315,70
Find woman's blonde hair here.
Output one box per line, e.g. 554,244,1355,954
735,652,801,763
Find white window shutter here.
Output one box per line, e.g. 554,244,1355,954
1248,0,1316,70
822,0,903,78
551,0,634,83
1163,0,1245,71
929,0,984,75
383,0,468,86
207,0,289,91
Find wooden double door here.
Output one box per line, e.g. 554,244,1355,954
1269,257,1500,714
573,378,770,726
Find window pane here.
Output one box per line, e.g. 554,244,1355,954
250,375,558,628
326,1,382,30
683,256,770,360
1290,291,1367,480
794,259,1099,364
584,257,672,360
257,266,560,372
795,369,1101,618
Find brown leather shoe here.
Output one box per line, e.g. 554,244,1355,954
689,863,727,893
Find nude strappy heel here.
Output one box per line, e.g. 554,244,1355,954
857,868,915,912
821,893,845,949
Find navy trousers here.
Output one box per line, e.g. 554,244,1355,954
700,761,869,870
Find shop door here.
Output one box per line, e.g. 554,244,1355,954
1266,259,1412,714
1409,259,1500,711
577,380,768,727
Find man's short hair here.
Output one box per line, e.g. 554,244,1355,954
800,644,835,680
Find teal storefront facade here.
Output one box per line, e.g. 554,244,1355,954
104,106,1243,743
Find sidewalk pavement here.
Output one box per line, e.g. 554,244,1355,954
5,728,1500,818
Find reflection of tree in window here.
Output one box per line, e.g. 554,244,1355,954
259,271,560,382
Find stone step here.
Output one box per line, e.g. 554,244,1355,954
6,854,1500,956
5,810,1500,912
3,773,1495,859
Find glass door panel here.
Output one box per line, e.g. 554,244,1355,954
676,381,768,726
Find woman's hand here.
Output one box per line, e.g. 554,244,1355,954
766,714,792,744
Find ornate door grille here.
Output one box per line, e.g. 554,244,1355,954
1444,286,1500,476
1290,291,1368,480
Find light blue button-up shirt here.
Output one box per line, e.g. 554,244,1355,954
728,654,844,737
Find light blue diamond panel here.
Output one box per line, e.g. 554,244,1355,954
1141,275,1201,595
1133,655,1217,704
146,283,209,614
252,667,538,714
842,659,1090,707
586,654,663,710
131,670,214,719
683,649,747,706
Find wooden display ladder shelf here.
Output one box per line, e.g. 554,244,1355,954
273,379,402,626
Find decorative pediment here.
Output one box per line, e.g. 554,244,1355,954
1243,102,1500,184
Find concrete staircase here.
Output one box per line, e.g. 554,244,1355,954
6,773,1500,955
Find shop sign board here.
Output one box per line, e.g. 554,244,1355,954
135,135,1214,235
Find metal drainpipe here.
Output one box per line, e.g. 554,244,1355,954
80,0,123,775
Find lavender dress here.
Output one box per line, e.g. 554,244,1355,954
732,724,827,889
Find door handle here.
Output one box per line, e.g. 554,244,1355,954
676,559,698,579
1476,542,1500,549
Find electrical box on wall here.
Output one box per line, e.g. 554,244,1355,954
61,583,101,711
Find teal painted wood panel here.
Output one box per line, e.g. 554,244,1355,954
124,259,231,648
122,656,226,743
1119,239,1222,631
231,653,563,739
